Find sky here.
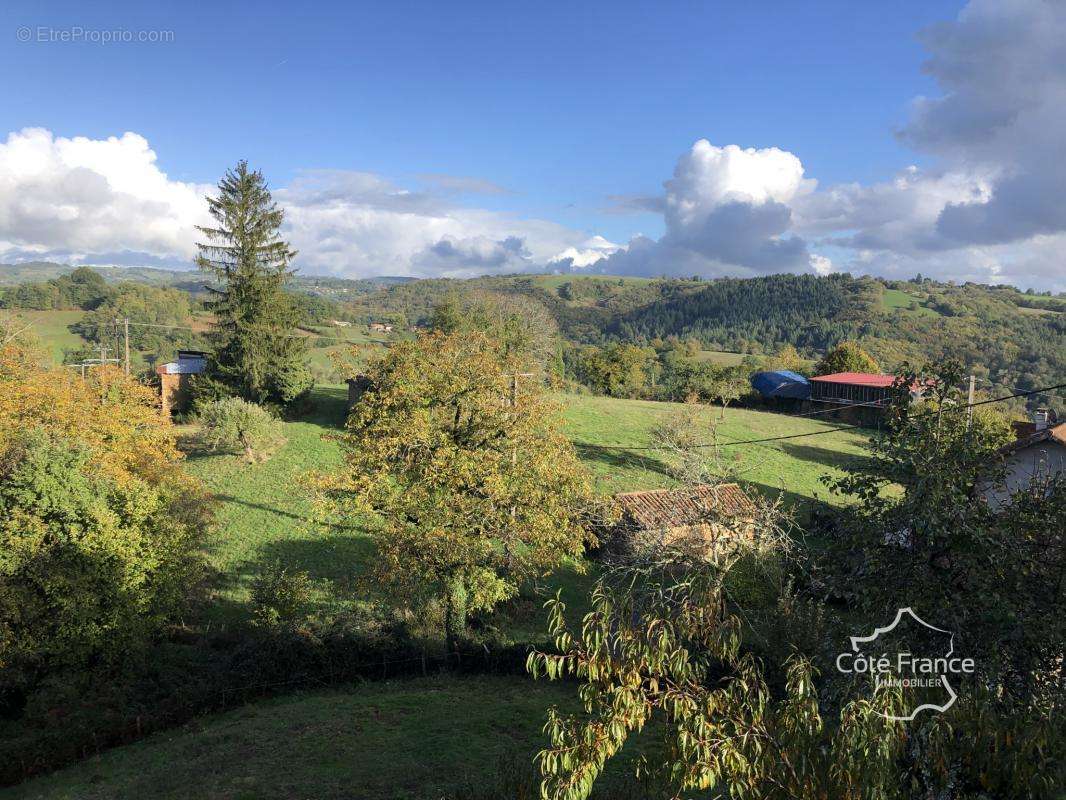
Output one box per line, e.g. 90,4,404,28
0,0,1063,291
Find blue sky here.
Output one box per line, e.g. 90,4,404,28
1,1,1063,290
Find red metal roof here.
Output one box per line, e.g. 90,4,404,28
809,372,895,388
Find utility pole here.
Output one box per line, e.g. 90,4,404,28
506,372,535,563
966,374,975,431
122,318,130,376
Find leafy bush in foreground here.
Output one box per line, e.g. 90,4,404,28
198,397,284,460
0,349,211,700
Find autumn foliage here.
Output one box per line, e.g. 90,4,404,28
0,344,211,690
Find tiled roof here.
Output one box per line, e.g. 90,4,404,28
810,372,896,388
1002,422,1066,454
614,483,756,529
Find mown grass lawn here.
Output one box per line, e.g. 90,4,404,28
3,676,652,800
182,385,362,623
560,393,870,504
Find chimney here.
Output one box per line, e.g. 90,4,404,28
1030,408,1052,431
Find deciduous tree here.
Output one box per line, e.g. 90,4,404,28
313,331,597,650
814,340,880,375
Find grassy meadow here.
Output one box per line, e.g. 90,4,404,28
5,676,654,800
16,310,88,364
880,287,939,317
179,384,869,629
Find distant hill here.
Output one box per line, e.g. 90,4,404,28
0,262,413,297
341,272,1064,412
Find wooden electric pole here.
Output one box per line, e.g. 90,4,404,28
123,317,130,376
966,374,975,431
115,318,130,375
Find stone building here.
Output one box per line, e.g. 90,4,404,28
606,482,758,559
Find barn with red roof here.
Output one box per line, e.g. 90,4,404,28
808,371,899,409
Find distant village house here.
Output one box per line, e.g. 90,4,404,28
368,321,394,333
983,410,1066,505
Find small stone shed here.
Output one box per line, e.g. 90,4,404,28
156,350,208,417
607,483,759,559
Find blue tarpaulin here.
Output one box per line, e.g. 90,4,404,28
750,370,810,400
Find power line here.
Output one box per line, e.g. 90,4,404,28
119,319,391,344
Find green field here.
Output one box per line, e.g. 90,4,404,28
16,310,88,364
182,386,868,626
5,676,648,800
691,348,751,367
880,288,939,317
562,393,869,500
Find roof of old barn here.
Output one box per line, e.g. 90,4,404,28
614,483,756,529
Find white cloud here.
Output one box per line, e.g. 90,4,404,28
663,140,813,229
591,140,819,278
548,235,623,269
798,0,1066,287
278,170,595,278
0,128,210,265
0,131,596,278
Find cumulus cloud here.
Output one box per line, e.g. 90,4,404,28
587,1,1066,290
0,128,210,266
548,235,623,269
590,140,818,278
801,0,1066,286
0,130,596,278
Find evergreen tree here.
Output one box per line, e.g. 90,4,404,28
195,161,312,407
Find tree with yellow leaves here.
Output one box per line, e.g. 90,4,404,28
0,344,211,691
313,331,597,650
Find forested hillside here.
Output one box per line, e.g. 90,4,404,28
337,271,1064,411
3,264,1062,410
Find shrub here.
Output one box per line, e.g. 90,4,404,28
198,397,284,461
0,352,211,696
0,431,205,693
251,561,314,627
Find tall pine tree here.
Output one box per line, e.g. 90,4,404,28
195,161,312,407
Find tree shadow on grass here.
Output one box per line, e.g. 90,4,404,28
573,442,673,478
774,442,879,475
213,493,362,532
296,385,350,430
258,531,378,584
